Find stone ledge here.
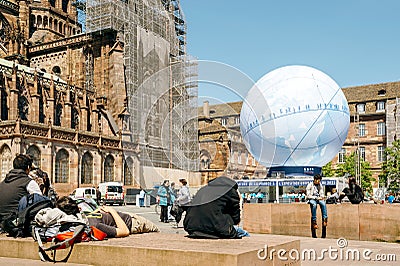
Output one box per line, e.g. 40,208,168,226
243,203,400,242
0,233,300,266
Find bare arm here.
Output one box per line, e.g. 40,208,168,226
100,206,130,237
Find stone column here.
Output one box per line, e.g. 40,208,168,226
10,65,19,120
47,78,55,125
63,87,72,128
30,73,40,122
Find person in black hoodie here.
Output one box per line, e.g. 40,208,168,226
183,176,242,239
338,176,364,204
0,154,42,223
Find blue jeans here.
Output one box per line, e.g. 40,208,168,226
309,199,328,221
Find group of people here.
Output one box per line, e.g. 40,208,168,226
306,174,364,238
157,179,191,225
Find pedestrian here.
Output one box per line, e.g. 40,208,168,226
96,186,101,205
0,154,42,223
157,180,170,223
174,178,191,225
183,175,249,239
139,188,145,207
56,196,159,238
306,174,328,238
338,176,364,204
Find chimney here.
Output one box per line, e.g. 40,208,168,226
203,101,210,118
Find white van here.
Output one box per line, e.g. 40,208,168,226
98,182,124,205
70,187,97,200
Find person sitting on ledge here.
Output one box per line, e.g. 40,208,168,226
306,174,328,238
56,196,159,238
338,176,364,204
183,175,249,239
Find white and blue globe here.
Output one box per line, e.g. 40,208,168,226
240,65,350,168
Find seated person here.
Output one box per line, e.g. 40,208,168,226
183,175,248,239
338,177,364,204
326,188,339,204
0,154,42,223
56,196,159,238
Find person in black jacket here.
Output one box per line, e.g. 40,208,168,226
183,176,242,239
339,177,364,204
0,154,42,223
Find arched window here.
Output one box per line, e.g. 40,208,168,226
49,0,56,8
0,145,12,181
62,0,69,13
81,152,93,184
52,66,61,76
124,157,133,185
27,145,41,168
55,149,69,183
1,82,8,120
104,155,114,182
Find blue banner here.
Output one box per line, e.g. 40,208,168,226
237,179,336,187
237,180,276,187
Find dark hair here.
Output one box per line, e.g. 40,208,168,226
348,177,356,184
313,174,322,180
56,196,80,215
162,180,169,185
13,154,33,170
179,179,187,185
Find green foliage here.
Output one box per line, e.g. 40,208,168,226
379,139,400,192
335,152,373,193
322,161,335,177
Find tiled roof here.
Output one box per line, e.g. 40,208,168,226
342,81,400,103
198,101,243,117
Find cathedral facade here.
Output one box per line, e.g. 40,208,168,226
0,0,200,194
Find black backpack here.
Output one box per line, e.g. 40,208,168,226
1,193,54,237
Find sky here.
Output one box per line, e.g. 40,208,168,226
180,1,400,106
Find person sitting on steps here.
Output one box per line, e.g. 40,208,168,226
306,174,328,238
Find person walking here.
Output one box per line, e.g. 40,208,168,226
139,188,146,207
306,174,328,238
157,180,170,223
0,154,42,223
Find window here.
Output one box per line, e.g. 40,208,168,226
358,123,365,137
124,157,134,186
356,103,365,113
235,116,240,125
104,155,114,182
338,148,346,163
221,118,227,126
376,101,385,112
246,153,249,165
55,149,69,183
377,122,385,136
359,147,365,161
252,156,256,166
81,152,93,184
27,145,41,168
0,145,12,181
378,146,386,162
237,151,242,164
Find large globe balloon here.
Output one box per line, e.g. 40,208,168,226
240,65,350,169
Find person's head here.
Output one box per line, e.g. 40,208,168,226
56,196,80,215
13,154,33,172
332,188,337,193
171,182,175,188
179,178,187,186
348,177,356,185
163,180,169,186
313,174,322,185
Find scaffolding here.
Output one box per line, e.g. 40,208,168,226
84,0,199,172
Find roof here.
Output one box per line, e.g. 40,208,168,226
342,81,400,103
199,101,243,118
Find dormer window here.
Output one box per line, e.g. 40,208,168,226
356,103,365,114
378,89,386,96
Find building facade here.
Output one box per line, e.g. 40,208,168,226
0,0,200,194
199,82,400,187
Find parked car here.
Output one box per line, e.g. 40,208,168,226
125,188,141,205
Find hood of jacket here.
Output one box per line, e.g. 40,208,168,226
4,169,29,183
191,176,237,206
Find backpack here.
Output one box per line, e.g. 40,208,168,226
1,193,54,237
32,208,107,263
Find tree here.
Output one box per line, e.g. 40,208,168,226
322,161,335,177
335,152,374,193
379,139,400,191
